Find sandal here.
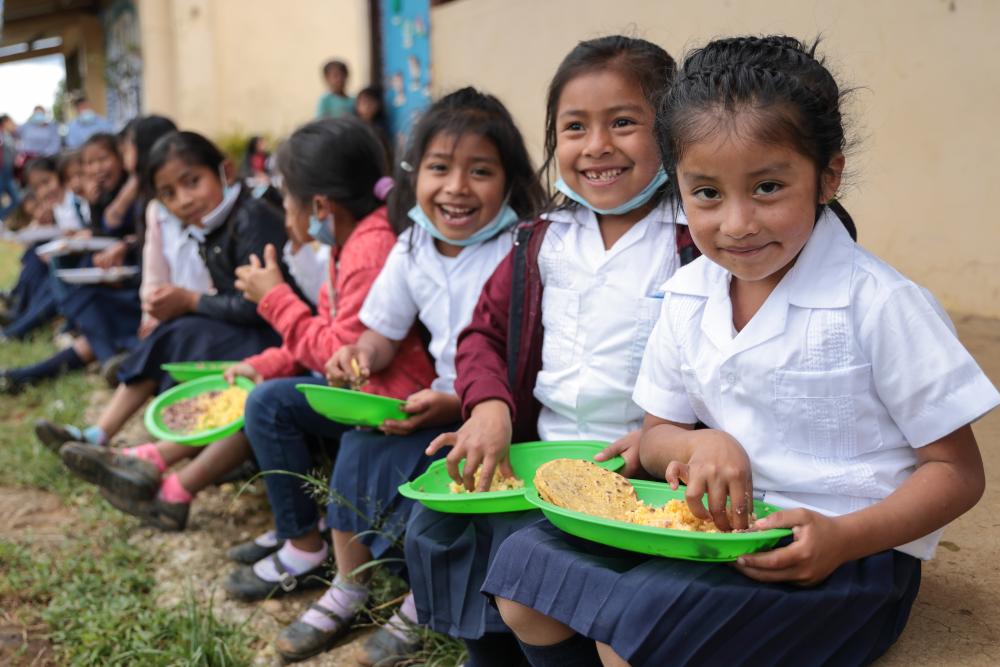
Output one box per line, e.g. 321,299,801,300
224,554,328,601
226,536,285,565
275,604,353,663
355,625,422,667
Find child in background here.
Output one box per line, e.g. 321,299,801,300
273,87,546,665
405,37,694,667
36,130,295,452
485,36,999,667
25,155,87,233
354,85,392,163
79,133,136,237
317,59,354,119
218,117,434,601
241,136,270,185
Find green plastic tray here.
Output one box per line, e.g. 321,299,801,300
144,375,255,447
296,384,407,427
526,479,792,562
161,361,236,382
398,441,624,514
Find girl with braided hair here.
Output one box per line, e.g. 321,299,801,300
484,35,997,667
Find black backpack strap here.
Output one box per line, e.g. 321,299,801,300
507,223,535,388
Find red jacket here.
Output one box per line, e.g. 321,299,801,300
245,207,434,400
454,218,699,442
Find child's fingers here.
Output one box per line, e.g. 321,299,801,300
752,508,808,532
426,431,457,456
736,539,805,573
706,478,733,532
728,476,752,531
474,455,495,492
594,438,628,462
684,475,711,522
263,243,279,267
664,460,688,489
249,253,262,268
499,457,517,481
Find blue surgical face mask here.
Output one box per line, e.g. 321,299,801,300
308,213,336,246
30,111,46,123
554,166,669,216
217,165,239,200
80,109,97,121
407,200,519,248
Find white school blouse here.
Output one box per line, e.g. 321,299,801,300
52,189,86,232
633,210,1000,560
283,240,330,306
534,201,687,443
359,225,513,394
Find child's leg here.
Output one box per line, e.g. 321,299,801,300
596,643,630,667
2,336,92,387
95,378,156,439
331,528,373,584
172,431,249,496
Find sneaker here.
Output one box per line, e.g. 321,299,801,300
60,441,161,499
34,419,82,453
100,487,189,531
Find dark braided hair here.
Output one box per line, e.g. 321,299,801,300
388,86,545,235
541,35,677,214
659,36,856,239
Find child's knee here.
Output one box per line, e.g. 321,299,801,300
495,596,546,636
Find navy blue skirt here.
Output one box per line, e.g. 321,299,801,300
327,424,455,567
482,520,921,667
59,284,142,362
405,505,543,639
117,315,281,391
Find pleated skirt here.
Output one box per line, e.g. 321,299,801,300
116,314,280,391
326,424,455,566
405,505,543,639
482,520,921,667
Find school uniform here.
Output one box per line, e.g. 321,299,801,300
329,226,513,564
52,189,88,232
116,186,290,391
407,201,691,642
482,210,1000,666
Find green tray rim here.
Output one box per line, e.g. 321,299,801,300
296,383,408,427
161,361,236,382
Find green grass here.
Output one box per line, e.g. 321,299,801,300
0,242,255,666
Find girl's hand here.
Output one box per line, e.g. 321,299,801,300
594,430,643,478
325,344,374,387
664,430,753,531
223,361,263,385
93,240,128,269
734,509,849,586
426,399,514,492
381,389,461,436
143,285,198,322
234,244,284,303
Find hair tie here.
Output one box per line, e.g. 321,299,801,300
374,176,395,201
399,160,414,173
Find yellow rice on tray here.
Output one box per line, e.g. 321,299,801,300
194,386,248,430
449,467,525,494
624,498,720,533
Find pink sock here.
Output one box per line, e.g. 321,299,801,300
158,473,193,504
123,443,167,473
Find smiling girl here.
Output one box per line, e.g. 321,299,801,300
403,36,696,667
484,36,998,667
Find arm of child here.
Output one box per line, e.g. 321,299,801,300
737,425,984,585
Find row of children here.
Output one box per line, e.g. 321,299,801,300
12,32,998,667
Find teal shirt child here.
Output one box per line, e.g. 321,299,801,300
316,93,355,119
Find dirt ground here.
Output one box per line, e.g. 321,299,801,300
2,313,999,666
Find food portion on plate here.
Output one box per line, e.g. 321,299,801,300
55,265,140,284
36,236,118,257
535,459,725,533
161,385,248,434
448,468,526,494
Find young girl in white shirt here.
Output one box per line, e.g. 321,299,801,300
405,36,695,667
485,35,999,667
262,88,545,664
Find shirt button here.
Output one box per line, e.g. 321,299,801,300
726,373,737,384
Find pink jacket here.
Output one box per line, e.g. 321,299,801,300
244,207,434,400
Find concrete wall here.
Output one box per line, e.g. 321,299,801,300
137,0,370,139
430,0,1000,318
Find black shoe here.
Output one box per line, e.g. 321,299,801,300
34,419,81,453
60,441,161,499
275,605,354,663
227,536,285,565
355,625,422,667
100,487,190,531
223,555,329,602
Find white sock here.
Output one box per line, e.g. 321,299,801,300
253,529,280,548
300,575,369,632
382,591,419,643
251,541,328,582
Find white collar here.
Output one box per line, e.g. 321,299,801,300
541,198,685,228
186,184,241,242
668,209,853,308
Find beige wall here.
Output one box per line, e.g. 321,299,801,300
138,0,370,139
431,0,1000,318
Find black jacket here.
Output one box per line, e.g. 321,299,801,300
195,189,297,325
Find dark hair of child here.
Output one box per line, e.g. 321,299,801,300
388,86,546,233
275,116,386,223
23,155,58,181
125,115,178,198
323,59,349,78
5,188,36,231
57,151,82,183
145,130,226,195
659,35,857,240
81,132,122,162
539,35,677,211
356,86,387,125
